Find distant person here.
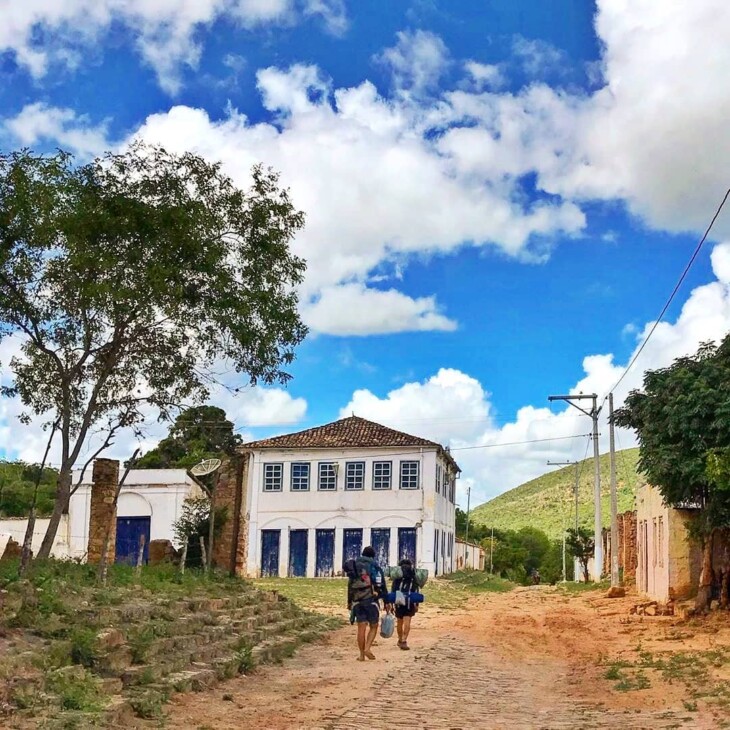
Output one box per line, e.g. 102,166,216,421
391,558,420,650
344,546,389,661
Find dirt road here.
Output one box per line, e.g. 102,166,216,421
165,587,722,729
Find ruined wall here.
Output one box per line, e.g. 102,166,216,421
212,453,250,576
667,509,701,601
86,459,119,564
601,510,637,581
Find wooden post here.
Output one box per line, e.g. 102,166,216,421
180,540,188,576
135,533,146,580
199,535,208,574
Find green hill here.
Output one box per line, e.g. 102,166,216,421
470,448,641,540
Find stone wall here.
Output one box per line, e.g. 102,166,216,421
86,459,119,564
602,510,637,582
211,453,250,576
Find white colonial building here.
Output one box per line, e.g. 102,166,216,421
240,416,460,578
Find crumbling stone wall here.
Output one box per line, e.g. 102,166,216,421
211,453,250,576
602,510,637,582
86,459,119,563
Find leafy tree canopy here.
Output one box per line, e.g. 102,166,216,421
566,527,594,583
0,144,307,557
614,337,730,529
136,405,242,469
0,461,58,517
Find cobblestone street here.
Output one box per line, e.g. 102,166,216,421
164,587,717,729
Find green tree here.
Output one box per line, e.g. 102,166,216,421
136,406,242,469
566,527,595,583
614,337,730,606
0,144,307,558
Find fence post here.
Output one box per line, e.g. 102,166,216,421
180,540,188,576
199,536,208,574
135,533,146,580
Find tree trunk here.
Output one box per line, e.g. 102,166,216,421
720,571,729,609
36,469,72,559
582,560,590,583
695,529,715,611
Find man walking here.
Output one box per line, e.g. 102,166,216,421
345,546,389,661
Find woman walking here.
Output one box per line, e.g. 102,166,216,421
391,558,419,650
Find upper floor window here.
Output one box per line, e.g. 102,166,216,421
263,463,283,492
345,461,365,490
400,460,420,490
373,461,392,490
435,464,442,494
318,462,337,491
291,462,310,491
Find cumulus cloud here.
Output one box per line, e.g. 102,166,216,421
340,243,730,505
4,103,110,158
0,0,346,93
301,284,457,335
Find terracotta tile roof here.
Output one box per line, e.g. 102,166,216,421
241,416,460,472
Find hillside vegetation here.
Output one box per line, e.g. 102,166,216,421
470,449,641,540
0,461,58,518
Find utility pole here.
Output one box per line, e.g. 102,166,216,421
548,393,602,581
608,393,620,588
464,485,471,564
548,459,578,583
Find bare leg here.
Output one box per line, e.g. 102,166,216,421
357,622,367,661
397,617,404,643
364,623,378,659
402,616,412,645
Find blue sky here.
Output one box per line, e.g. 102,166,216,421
1,0,730,505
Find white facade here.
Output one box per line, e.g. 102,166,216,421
244,445,458,578
454,538,485,571
67,468,203,559
0,516,70,559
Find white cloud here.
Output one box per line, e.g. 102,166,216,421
339,243,730,506
301,284,457,335
511,36,566,77
4,102,110,158
0,0,345,94
463,61,505,90
375,30,450,97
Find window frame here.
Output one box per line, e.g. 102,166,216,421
399,460,420,490
345,461,366,491
317,462,338,491
372,460,393,490
263,462,284,492
290,462,310,492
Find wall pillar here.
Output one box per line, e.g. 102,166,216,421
86,459,119,564
212,453,250,576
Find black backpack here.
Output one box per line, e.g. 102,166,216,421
345,556,380,603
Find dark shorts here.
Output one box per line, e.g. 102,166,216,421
395,605,417,619
354,601,380,625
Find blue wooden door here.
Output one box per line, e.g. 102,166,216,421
370,528,390,569
261,530,280,577
398,527,417,564
115,517,150,565
288,529,308,577
315,529,335,577
342,528,363,564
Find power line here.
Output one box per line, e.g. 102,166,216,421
606,187,730,400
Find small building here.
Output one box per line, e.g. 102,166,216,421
68,467,204,563
454,538,485,571
636,483,702,603
239,416,460,578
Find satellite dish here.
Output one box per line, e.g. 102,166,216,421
190,458,222,477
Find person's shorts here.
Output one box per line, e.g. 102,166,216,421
354,601,380,625
395,604,417,619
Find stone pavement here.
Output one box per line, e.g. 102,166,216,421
325,635,689,730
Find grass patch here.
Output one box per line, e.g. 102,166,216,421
558,580,610,594
46,668,104,712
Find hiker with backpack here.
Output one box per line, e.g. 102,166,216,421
391,558,421,650
344,546,390,661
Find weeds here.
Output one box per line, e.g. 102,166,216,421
235,637,254,674
46,668,103,712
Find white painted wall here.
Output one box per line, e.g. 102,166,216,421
454,538,485,571
244,446,457,577
0,515,70,559
67,469,203,560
